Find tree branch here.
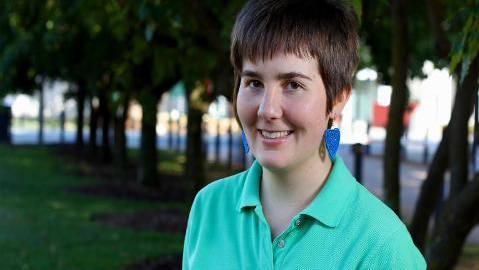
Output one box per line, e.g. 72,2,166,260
410,127,448,252
427,173,479,269
449,56,478,199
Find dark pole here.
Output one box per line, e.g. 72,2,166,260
202,120,208,163
215,118,221,164
38,87,44,145
60,110,65,144
353,143,363,183
176,116,181,152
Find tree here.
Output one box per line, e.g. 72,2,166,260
176,0,242,192
362,0,433,215
409,1,479,267
119,0,181,187
0,0,51,144
383,0,410,215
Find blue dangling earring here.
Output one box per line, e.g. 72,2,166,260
241,131,250,153
324,119,340,161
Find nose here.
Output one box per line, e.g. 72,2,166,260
258,87,282,120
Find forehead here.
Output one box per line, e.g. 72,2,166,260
241,53,319,74
242,48,316,66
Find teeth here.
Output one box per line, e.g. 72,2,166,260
261,130,291,139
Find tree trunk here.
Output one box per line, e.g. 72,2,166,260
448,57,478,199
38,86,44,145
137,89,159,187
427,175,479,269
114,95,129,170
75,80,86,148
411,56,478,266
409,0,452,253
99,90,112,164
186,104,205,193
426,56,479,267
410,127,448,252
384,0,409,215
88,96,99,158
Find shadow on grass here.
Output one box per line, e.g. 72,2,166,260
0,144,191,269
49,144,241,269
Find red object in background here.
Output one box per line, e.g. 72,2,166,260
373,103,389,127
372,102,418,128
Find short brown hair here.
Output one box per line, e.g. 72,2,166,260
230,0,359,118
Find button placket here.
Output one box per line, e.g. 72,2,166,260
277,239,285,248
295,218,302,227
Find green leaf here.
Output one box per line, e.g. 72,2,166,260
138,1,148,20
449,10,479,82
460,55,471,82
352,0,362,24
449,38,464,73
144,23,155,42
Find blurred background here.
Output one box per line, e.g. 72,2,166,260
0,0,478,269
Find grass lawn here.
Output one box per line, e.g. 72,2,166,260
0,144,184,270
2,144,478,269
456,244,479,269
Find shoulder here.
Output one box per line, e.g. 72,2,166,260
350,184,426,268
354,183,403,229
193,170,247,206
183,170,251,269
187,169,250,222
185,170,248,233
359,220,426,269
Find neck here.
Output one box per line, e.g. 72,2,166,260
260,156,333,238
262,156,332,204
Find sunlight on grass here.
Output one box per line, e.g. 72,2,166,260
159,161,183,175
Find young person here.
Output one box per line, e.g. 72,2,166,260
183,0,426,269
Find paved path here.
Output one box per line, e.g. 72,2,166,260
338,145,479,244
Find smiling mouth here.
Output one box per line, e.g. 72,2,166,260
260,130,293,139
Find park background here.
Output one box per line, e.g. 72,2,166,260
0,0,478,269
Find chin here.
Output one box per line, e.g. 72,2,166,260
255,155,291,171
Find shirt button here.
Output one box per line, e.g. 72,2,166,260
295,218,302,227
278,239,285,248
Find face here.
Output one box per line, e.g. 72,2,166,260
237,53,348,172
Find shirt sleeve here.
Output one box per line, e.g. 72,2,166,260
362,228,427,269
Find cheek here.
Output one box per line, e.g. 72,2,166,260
288,98,328,132
236,89,257,126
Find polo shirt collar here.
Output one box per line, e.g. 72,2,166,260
237,160,262,211
301,156,356,227
237,157,356,228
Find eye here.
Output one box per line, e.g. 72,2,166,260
246,80,263,89
286,81,302,91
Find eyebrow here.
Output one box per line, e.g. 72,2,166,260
241,70,313,81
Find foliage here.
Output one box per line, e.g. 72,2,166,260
0,0,45,96
448,1,479,82
361,0,433,82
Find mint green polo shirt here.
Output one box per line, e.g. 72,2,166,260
182,156,426,269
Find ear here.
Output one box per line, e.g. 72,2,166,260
330,86,352,118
